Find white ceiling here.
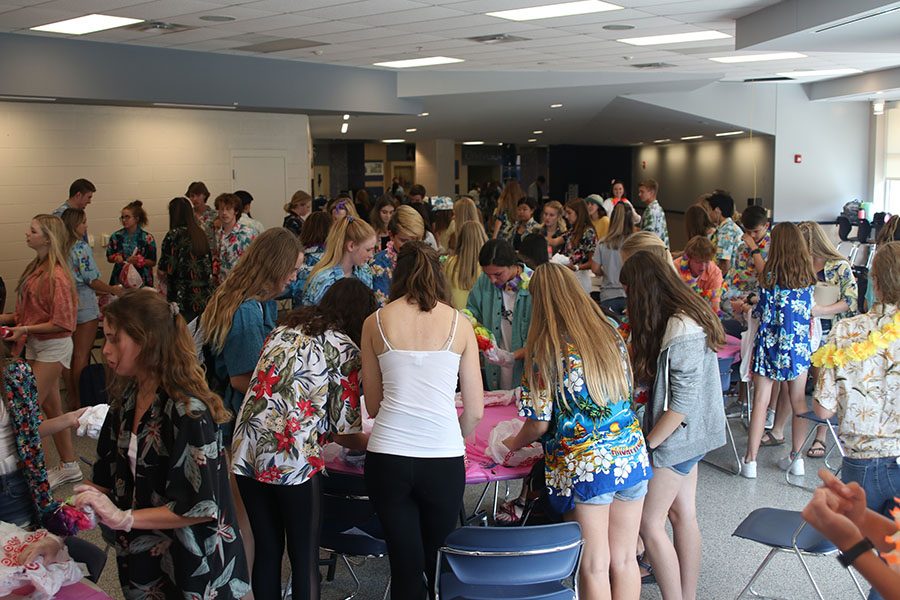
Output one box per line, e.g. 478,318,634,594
2,0,899,144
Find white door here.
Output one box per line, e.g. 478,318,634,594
232,154,287,230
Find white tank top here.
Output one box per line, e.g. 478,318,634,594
366,309,465,458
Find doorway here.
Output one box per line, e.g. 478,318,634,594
232,154,287,229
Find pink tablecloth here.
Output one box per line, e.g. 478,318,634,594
55,581,112,599
325,403,533,485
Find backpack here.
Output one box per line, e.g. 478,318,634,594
841,199,861,225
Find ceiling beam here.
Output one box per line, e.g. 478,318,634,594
806,65,900,100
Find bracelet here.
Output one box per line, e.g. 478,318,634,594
837,538,874,568
750,248,761,256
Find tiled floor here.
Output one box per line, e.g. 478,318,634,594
60,414,868,600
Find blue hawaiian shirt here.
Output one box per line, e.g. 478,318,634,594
288,244,325,308
302,264,374,306
69,240,102,323
712,217,744,264
752,284,814,381
370,243,397,307
518,341,652,514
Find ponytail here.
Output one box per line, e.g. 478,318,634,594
389,241,450,311
307,216,375,287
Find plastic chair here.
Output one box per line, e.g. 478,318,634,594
64,536,107,584
733,507,865,600
436,522,582,600
702,356,741,475
784,411,844,488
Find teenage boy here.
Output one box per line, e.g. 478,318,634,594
708,190,745,276
54,178,95,217
637,178,669,249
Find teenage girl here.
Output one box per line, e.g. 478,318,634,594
541,200,567,255
302,216,377,306
444,221,488,310
106,200,156,287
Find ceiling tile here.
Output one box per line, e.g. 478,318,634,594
241,0,356,10
0,6,82,30
264,21,371,37
298,0,430,20
197,13,324,33
400,13,501,32
106,0,235,21
344,5,469,26
34,0,147,11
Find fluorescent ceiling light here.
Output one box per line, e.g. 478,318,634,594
0,95,56,102
619,30,730,46
340,123,349,134
153,102,235,110
488,1,622,22
382,139,406,143
374,56,463,68
532,130,543,134
776,68,862,77
31,14,143,35
463,141,484,145
418,112,429,117
709,52,805,63
342,114,350,120
550,103,563,108
681,135,703,140
716,131,744,137
405,128,417,132
527,138,537,143
653,138,670,143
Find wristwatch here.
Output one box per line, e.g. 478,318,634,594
837,538,874,568
750,248,761,256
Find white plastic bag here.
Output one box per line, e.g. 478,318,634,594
76,404,110,439
119,262,143,289
739,316,759,383
0,523,82,600
486,419,542,467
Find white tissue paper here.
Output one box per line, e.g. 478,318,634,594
486,419,542,467
76,404,110,439
0,523,82,600
454,389,519,408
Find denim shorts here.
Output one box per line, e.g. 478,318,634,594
0,470,38,528
669,454,705,476
576,479,649,506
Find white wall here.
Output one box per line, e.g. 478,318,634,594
0,102,310,301
773,85,870,222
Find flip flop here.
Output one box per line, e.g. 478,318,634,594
806,439,827,458
760,432,785,447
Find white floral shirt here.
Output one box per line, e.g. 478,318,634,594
640,199,669,249
815,304,900,459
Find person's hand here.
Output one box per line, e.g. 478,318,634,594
3,326,27,343
486,348,515,367
17,535,64,565
114,254,125,264
742,232,757,251
802,487,864,551
501,435,517,454
112,284,125,297
126,255,138,265
818,468,868,528
731,298,745,313
67,407,89,429
73,485,134,531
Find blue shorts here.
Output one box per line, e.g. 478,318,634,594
669,454,704,476
576,479,649,506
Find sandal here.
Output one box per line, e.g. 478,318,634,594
637,555,656,585
806,439,827,458
494,498,526,525
760,432,785,447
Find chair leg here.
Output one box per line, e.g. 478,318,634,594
824,423,845,472
701,417,741,475
794,550,826,600
382,577,391,600
786,424,818,487
735,548,778,599
341,555,362,600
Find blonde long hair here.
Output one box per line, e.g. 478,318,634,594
603,202,634,250
798,221,846,263
17,214,77,303
104,289,230,423
762,222,816,290
448,197,483,249
445,221,487,292
307,216,375,285
201,228,302,352
525,263,631,411
542,201,568,233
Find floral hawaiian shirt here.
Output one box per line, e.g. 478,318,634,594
751,284,814,381
370,242,397,307
231,327,362,486
675,256,723,315
563,226,598,266
158,227,213,320
302,264,374,306
815,304,900,459
494,211,516,244
92,389,250,599
512,218,543,250
518,340,652,514
639,200,669,249
728,231,770,296
69,239,102,322
818,259,858,323
712,217,744,266
106,228,157,287
288,245,325,308
214,222,257,284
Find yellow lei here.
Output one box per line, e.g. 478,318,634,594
811,312,900,368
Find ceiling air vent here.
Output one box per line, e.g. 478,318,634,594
125,21,195,34
467,34,531,44
743,76,794,82
631,62,676,69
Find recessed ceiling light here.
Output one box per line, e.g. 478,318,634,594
463,141,484,145
405,128,417,132
532,130,543,134
418,112,429,117
603,23,634,30
488,1,623,22
31,14,143,35
776,68,862,77
876,90,884,95
497,143,504,146
340,123,349,134
343,114,350,120
709,52,806,63
527,138,538,143
550,103,563,108
681,135,703,140
716,131,744,137
373,56,463,68
618,30,731,46
198,15,235,22
653,138,671,143
382,139,406,143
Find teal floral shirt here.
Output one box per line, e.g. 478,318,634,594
819,259,858,322
518,340,652,514
370,242,397,307
712,217,744,265
92,389,250,600
106,228,157,287
639,200,669,249
231,327,362,486
214,222,257,284
302,264,374,306
69,240,102,322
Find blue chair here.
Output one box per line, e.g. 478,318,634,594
64,537,107,584
436,522,582,600
732,507,865,600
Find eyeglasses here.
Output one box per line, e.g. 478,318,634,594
119,215,133,221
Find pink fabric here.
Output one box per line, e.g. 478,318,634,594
717,334,742,360
326,404,532,484
55,582,113,599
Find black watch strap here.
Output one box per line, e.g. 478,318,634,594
837,538,874,568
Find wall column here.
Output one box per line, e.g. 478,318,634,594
415,138,455,196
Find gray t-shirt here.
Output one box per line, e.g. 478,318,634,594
592,242,625,302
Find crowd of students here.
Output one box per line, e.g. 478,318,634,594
0,175,897,600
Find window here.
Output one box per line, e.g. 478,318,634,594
886,179,900,215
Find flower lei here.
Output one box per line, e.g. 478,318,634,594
461,309,497,354
498,267,531,293
884,500,900,567
678,258,715,302
811,312,900,368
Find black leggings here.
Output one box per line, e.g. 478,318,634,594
365,451,465,600
236,474,321,600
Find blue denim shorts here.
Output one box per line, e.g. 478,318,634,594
0,470,38,528
576,479,649,506
669,454,705,476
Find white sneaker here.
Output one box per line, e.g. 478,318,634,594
48,462,83,489
764,409,775,430
740,460,757,479
778,454,805,476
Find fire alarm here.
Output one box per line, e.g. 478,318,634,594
794,154,802,164
642,160,647,169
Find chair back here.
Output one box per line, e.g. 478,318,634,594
64,537,107,584
440,522,582,587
